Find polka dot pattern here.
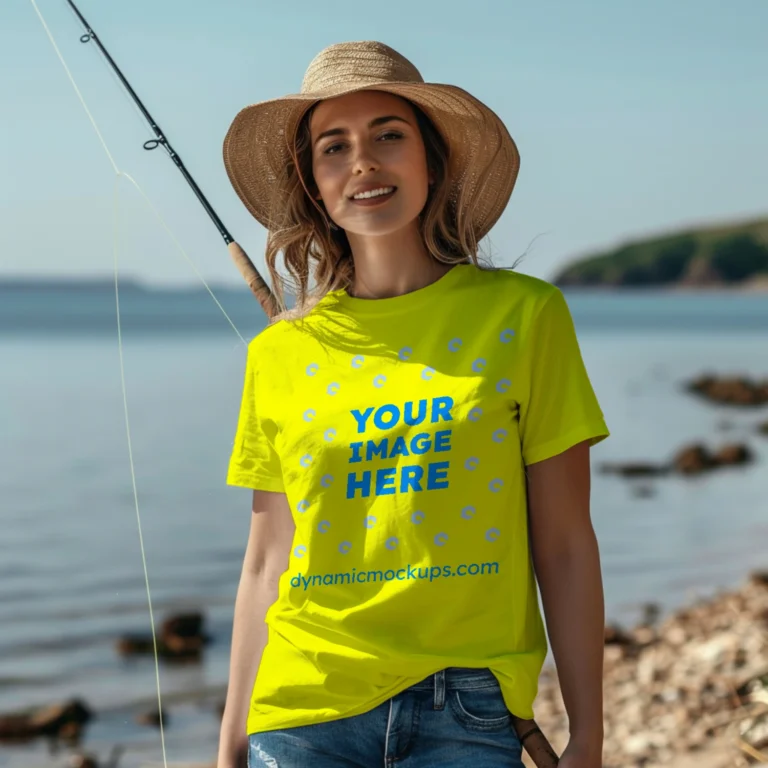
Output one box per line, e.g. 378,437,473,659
296,321,517,557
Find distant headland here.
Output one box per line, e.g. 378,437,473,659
553,214,768,290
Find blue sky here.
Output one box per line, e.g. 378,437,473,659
2,0,767,286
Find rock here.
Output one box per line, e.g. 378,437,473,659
161,612,204,639
758,420,768,436
530,571,768,766
685,374,768,407
750,571,768,588
599,462,669,477
116,611,209,660
605,624,635,646
115,636,154,656
672,444,714,475
0,699,92,743
641,603,662,626
712,443,754,467
135,708,166,728
69,755,99,768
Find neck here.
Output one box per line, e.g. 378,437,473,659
344,222,453,299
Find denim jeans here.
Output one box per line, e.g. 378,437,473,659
247,667,524,767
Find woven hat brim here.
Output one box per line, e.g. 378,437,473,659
223,82,519,240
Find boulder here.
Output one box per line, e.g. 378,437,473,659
116,611,209,660
712,443,754,467
672,444,714,475
0,699,92,743
685,374,768,407
135,708,166,728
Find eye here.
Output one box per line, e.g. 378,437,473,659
379,130,403,141
323,142,345,155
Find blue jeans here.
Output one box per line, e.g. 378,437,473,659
247,667,524,767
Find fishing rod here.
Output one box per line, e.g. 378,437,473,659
65,0,278,319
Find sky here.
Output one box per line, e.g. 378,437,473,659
2,0,767,287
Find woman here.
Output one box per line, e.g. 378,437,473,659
218,41,609,768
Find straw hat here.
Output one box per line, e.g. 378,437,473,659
223,41,520,240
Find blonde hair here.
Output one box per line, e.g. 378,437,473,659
263,97,498,324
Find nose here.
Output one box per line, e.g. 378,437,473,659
351,141,380,175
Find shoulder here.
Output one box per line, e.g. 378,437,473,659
463,264,562,313
245,318,291,369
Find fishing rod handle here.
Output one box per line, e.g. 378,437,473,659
228,242,278,320
512,716,560,767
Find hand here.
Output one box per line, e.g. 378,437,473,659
557,737,602,768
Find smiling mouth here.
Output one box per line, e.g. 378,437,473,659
349,186,397,205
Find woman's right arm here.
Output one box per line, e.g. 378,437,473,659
217,489,295,768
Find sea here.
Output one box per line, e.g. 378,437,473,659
1,284,767,768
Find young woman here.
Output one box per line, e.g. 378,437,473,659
218,41,609,768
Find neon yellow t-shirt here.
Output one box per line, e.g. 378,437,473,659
227,263,609,734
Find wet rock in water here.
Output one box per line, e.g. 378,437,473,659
115,636,154,655
135,708,167,728
162,612,204,639
69,755,98,768
603,440,755,483
685,374,768,407
758,419,768,436
0,699,92,743
599,462,670,477
712,442,754,467
116,611,209,660
672,444,715,475
672,442,754,475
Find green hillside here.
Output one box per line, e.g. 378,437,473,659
553,215,768,288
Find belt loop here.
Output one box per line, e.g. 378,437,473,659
433,669,446,710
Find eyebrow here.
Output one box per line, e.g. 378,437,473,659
313,115,411,145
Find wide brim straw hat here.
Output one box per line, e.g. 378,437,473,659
223,41,520,241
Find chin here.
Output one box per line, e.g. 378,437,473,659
340,209,425,239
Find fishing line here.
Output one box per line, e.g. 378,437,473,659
28,1,252,765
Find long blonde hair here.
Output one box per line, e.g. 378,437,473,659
263,97,500,324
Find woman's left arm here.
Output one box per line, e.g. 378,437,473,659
526,439,605,766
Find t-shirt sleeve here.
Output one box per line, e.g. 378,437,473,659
226,343,285,493
519,287,609,466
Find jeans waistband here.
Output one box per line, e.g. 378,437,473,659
409,666,499,692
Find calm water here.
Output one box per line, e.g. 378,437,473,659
1,288,767,767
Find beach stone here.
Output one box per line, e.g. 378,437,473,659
116,611,209,660
685,374,768,407
712,443,753,467
136,708,166,727
530,572,768,766
161,612,204,639
749,570,768,588
604,624,635,645
599,462,669,477
672,444,714,474
0,699,92,742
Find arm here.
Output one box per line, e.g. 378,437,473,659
217,490,294,768
526,441,605,764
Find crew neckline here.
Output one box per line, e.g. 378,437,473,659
326,263,472,316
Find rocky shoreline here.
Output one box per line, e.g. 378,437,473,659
3,572,765,768
524,571,768,767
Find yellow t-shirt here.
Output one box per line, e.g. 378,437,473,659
227,263,609,734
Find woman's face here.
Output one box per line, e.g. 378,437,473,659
309,90,431,237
